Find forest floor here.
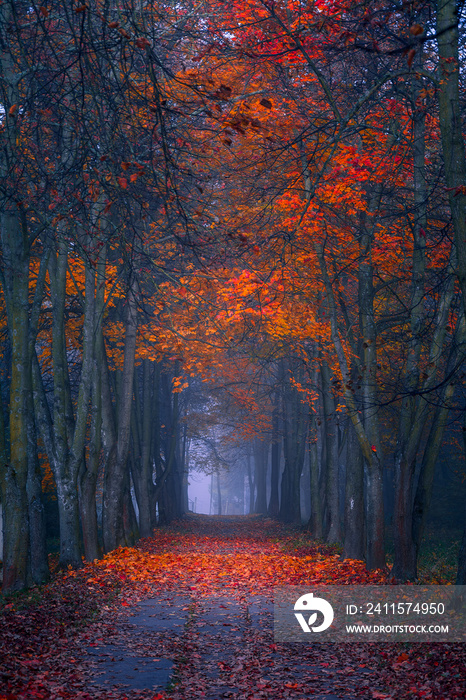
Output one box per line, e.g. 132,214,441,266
1,515,465,700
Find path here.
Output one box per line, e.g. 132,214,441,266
82,516,383,699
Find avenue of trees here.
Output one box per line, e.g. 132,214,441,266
1,0,466,592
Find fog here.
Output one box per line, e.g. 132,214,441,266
188,470,212,514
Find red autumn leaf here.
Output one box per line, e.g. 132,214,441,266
8,104,18,117
39,6,49,17
117,177,128,189
409,24,423,36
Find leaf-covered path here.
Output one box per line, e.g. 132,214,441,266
1,516,465,699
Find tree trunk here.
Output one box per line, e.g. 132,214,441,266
247,449,255,514
343,420,364,560
280,364,307,524
79,361,102,563
26,391,49,584
436,0,466,310
78,246,105,562
156,370,181,523
151,364,161,528
0,2,31,592
216,469,222,515
103,278,138,552
0,208,31,592
392,452,418,580
180,407,189,515
412,388,454,555
79,455,100,562
321,363,340,542
308,407,323,538
435,1,466,583
131,361,155,538
27,239,51,583
268,396,280,517
254,438,268,514
357,218,385,571
49,240,82,567
122,461,139,546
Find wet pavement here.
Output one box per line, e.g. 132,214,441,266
86,591,368,699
